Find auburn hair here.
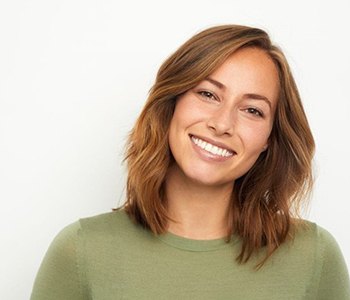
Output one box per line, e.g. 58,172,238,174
121,24,315,268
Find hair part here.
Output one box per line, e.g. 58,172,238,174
120,24,315,269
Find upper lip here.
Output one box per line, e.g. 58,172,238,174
189,134,236,154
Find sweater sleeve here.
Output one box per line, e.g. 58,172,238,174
30,221,88,300
314,226,350,300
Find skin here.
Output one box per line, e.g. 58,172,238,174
165,47,280,239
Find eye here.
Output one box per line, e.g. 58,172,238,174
198,90,218,102
245,107,264,117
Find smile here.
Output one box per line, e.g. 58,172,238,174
190,135,235,157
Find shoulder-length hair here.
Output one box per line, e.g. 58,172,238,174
121,24,315,268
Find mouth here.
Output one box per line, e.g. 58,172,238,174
189,134,236,158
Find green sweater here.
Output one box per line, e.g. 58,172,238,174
31,210,350,299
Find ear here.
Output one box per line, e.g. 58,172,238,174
261,144,268,152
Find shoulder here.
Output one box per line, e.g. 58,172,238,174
76,209,154,247
297,219,349,273
290,219,343,255
268,219,347,276
50,209,148,251
76,209,149,240
78,209,137,233
31,211,139,299
295,222,350,300
285,219,346,264
288,219,350,298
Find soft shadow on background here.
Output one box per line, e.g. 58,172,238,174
0,0,349,298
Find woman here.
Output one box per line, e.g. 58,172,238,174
31,25,350,299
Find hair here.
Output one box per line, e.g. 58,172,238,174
121,24,315,269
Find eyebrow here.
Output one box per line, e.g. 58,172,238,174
205,77,226,90
243,93,272,108
204,77,272,108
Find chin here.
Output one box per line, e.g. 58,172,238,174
184,169,235,188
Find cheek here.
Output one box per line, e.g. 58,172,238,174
171,98,204,131
168,104,192,150
178,96,201,114
240,123,272,152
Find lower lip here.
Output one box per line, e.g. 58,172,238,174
190,136,235,163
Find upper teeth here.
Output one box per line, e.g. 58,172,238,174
191,136,234,157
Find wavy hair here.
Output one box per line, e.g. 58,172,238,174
121,25,315,268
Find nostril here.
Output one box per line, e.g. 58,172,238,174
207,119,233,136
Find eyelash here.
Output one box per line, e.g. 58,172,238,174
198,90,218,101
245,107,264,118
197,90,264,118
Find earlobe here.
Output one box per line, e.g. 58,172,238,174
262,144,268,152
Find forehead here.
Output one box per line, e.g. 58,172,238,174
208,47,280,106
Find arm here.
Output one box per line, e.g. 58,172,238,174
30,221,88,300
315,226,350,299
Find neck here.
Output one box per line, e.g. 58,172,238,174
165,165,234,240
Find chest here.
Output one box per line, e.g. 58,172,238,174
82,241,315,299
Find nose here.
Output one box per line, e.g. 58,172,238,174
206,105,234,136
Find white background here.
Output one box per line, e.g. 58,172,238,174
1,0,349,299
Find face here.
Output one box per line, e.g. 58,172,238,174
168,47,279,188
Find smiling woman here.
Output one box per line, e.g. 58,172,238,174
168,48,278,190
31,25,350,299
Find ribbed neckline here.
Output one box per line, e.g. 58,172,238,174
117,209,240,252
157,231,239,252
